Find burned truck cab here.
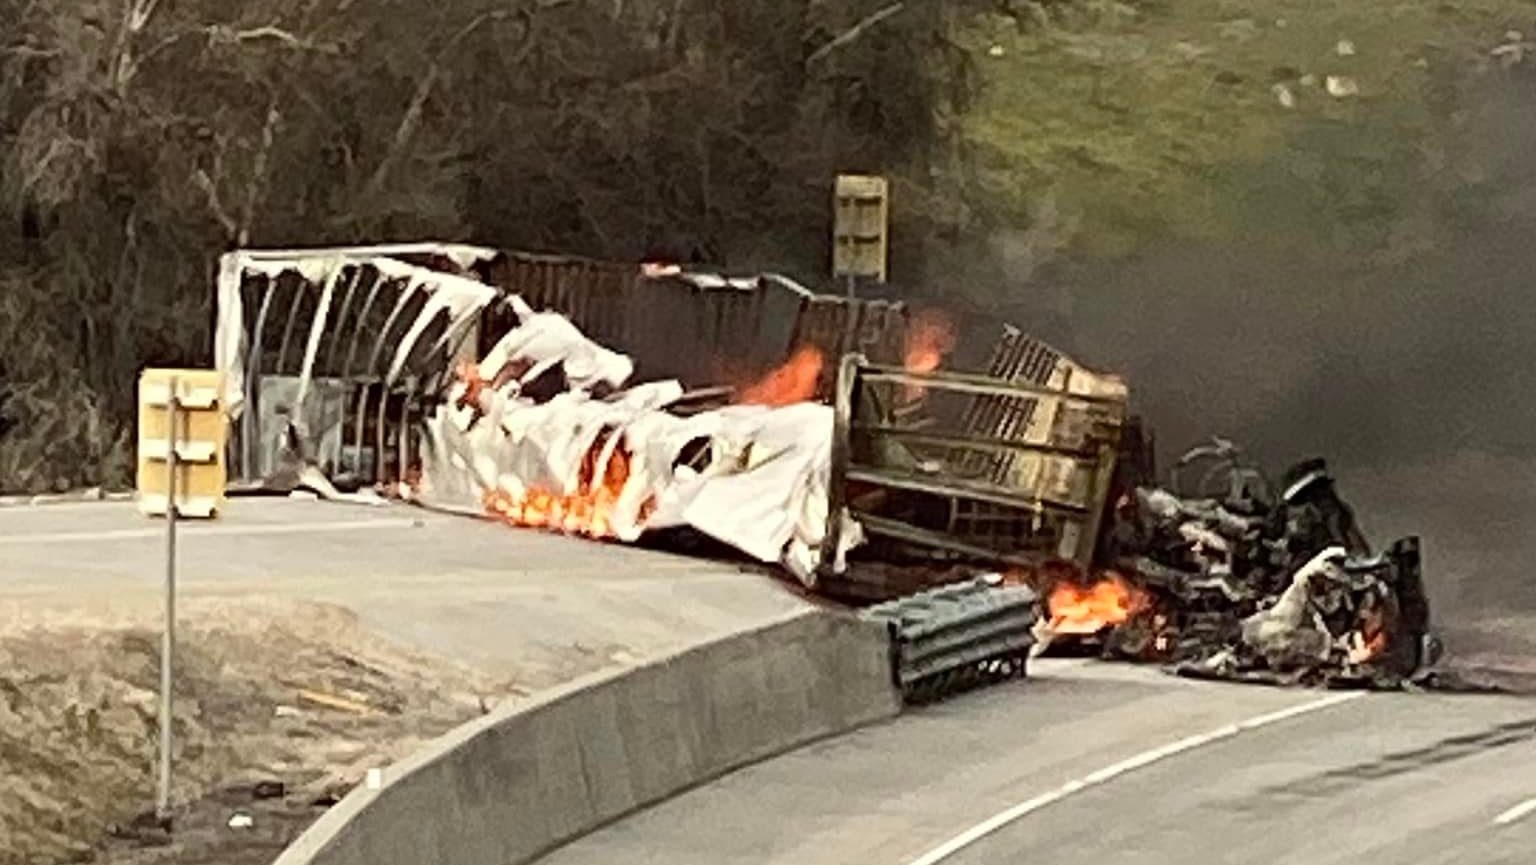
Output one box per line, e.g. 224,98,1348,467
1271,458,1371,566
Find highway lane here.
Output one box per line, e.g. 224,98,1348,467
537,660,1536,865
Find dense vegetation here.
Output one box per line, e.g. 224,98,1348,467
2,0,1533,492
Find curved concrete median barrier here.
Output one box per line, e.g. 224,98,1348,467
274,608,900,865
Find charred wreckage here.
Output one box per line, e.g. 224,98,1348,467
213,244,1441,700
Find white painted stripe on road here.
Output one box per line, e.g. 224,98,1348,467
903,691,1366,865
0,518,422,545
1494,796,1536,826
0,500,135,513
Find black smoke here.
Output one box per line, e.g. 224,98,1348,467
968,66,1536,667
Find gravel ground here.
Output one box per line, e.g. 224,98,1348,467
0,598,551,865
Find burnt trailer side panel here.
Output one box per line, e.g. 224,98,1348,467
487,253,910,398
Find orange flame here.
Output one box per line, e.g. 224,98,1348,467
905,309,957,375
736,346,824,407
459,360,658,539
902,310,957,400
455,360,486,411
482,433,643,539
1349,599,1391,664
1047,573,1148,635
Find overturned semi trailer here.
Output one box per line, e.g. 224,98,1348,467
213,244,1127,593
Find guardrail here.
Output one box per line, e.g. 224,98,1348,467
862,577,1039,703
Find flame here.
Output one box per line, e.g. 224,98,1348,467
1047,573,1148,635
455,360,486,411
902,310,957,400
461,358,657,538
1349,599,1391,665
904,309,957,375
482,432,649,539
736,346,824,407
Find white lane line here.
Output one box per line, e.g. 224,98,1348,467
903,691,1366,865
0,500,135,513
1494,796,1536,826
0,518,422,545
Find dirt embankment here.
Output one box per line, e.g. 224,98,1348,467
0,599,525,865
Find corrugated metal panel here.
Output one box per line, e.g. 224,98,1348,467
487,254,909,397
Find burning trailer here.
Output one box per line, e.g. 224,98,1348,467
212,243,1441,694
213,245,900,582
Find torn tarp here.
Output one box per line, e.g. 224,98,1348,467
416,301,860,584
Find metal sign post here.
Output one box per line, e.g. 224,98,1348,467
157,377,179,823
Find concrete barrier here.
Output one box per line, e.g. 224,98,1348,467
275,608,900,865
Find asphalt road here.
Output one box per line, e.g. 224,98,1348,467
10,498,1533,865
0,497,809,685
538,660,1536,865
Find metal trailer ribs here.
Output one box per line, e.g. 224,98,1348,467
821,332,1130,600
861,577,1039,704
222,248,499,490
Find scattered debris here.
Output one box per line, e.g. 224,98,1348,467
1273,83,1296,108
106,811,174,847
296,688,376,716
1325,75,1360,98
226,812,254,830
1336,39,1356,57
251,781,286,801
1038,440,1438,689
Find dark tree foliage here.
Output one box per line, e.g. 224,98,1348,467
0,0,979,492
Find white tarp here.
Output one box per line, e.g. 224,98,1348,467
419,306,856,584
